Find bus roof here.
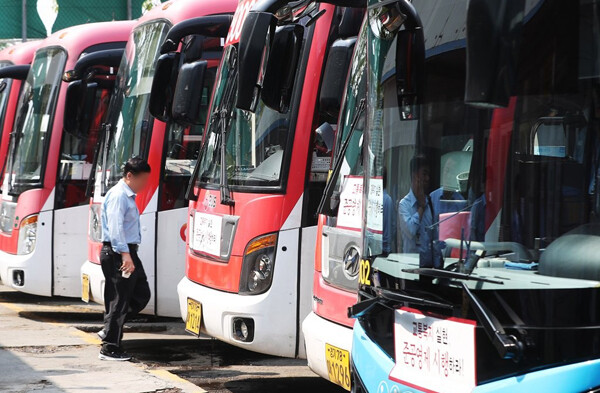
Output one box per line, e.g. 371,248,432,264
35,20,135,68
0,40,40,65
137,0,237,28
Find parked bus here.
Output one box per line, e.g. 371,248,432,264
301,18,366,390
178,0,363,358
0,22,134,297
0,41,40,179
81,0,237,317
351,0,600,392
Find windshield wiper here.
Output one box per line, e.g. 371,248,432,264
316,98,366,216
100,123,114,196
460,282,524,360
401,267,526,360
401,267,504,285
219,108,234,206
85,122,108,198
348,287,454,318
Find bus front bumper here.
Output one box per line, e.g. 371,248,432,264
302,311,353,382
178,276,298,358
80,260,105,305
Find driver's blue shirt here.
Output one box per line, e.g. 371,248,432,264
398,188,433,256
102,179,141,253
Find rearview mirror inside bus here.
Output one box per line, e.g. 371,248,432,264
64,80,98,135
236,11,277,112
261,24,304,114
464,0,525,108
171,59,207,126
149,52,180,122
395,27,425,120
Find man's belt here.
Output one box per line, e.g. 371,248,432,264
102,242,139,252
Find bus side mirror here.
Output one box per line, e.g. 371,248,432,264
172,60,207,126
236,11,277,112
149,52,180,122
319,37,357,121
64,80,98,134
261,24,304,114
464,0,525,108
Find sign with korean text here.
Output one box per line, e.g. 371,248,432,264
389,307,477,393
365,177,383,233
336,175,363,231
192,212,222,257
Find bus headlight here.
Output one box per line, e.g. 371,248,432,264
17,214,38,255
239,233,277,295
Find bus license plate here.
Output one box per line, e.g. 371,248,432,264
81,274,90,303
185,298,202,336
325,344,351,391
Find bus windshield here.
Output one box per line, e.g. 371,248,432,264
0,62,13,190
0,61,13,159
195,44,294,191
325,25,367,227
364,0,600,285
97,21,169,192
3,47,66,195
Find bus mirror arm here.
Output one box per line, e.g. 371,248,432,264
160,15,234,54
460,282,525,361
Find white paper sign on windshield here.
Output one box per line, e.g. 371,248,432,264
192,212,222,257
366,177,383,233
389,307,477,393
336,175,363,231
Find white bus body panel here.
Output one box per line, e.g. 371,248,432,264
298,225,318,359
53,204,90,297
155,206,188,317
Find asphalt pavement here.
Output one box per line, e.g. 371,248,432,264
0,285,345,393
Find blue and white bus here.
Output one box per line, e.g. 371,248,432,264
351,0,600,392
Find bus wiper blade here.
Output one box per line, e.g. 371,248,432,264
316,98,366,216
100,123,114,196
219,109,234,206
348,287,454,318
378,287,454,309
402,268,504,285
460,282,524,360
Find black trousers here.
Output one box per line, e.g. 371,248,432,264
100,244,151,351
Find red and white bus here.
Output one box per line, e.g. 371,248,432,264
81,0,237,317
0,41,40,188
0,21,135,297
178,0,363,358
301,17,366,390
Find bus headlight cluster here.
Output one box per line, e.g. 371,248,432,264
17,214,38,255
239,233,277,295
